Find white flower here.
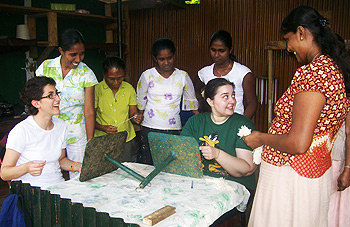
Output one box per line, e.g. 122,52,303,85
237,125,262,165
237,125,252,138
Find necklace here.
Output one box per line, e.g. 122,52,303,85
214,62,232,77
312,52,321,61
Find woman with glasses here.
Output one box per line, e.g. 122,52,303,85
35,29,98,179
0,77,82,189
94,56,143,162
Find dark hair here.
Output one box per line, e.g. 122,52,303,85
199,78,235,113
102,56,126,76
209,30,237,62
59,28,85,52
151,38,176,58
20,76,56,115
281,6,350,93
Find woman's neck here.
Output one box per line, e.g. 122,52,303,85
33,113,54,130
210,112,229,125
155,67,175,78
214,60,233,77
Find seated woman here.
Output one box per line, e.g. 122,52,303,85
0,76,82,189
181,78,257,224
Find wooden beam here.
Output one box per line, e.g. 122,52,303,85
265,40,285,50
47,12,58,46
143,205,176,226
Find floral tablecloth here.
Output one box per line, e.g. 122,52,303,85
48,162,250,227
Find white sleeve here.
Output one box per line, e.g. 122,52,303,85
5,125,26,154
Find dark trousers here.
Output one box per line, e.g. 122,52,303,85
137,126,180,165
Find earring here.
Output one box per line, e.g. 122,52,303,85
301,37,303,41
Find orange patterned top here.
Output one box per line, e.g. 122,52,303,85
262,55,349,178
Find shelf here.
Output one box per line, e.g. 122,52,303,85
0,3,117,24
0,38,37,54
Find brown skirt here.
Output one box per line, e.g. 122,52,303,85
248,160,331,227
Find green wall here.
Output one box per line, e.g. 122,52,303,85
0,0,108,108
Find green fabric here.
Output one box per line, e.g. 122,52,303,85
94,80,137,142
181,112,256,190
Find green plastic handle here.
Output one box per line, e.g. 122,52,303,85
105,154,145,181
139,151,176,189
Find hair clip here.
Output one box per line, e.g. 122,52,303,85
319,18,328,27
201,89,205,98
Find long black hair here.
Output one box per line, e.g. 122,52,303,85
59,28,85,52
209,30,237,62
199,78,235,113
102,56,126,76
151,38,176,58
281,6,350,93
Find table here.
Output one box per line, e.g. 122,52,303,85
48,162,250,227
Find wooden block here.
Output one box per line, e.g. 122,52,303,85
143,205,176,226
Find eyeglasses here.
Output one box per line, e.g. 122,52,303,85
40,91,61,100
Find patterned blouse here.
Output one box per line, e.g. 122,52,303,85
36,56,98,144
136,67,198,130
262,55,349,178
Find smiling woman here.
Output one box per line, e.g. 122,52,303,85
245,6,350,227
0,77,82,189
35,29,98,179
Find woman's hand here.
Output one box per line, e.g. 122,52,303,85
26,160,46,176
103,125,118,134
337,168,350,191
243,131,263,149
199,145,221,160
133,113,143,124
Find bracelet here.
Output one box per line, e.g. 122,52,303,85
345,166,350,169
70,162,77,172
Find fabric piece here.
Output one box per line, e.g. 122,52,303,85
180,112,256,190
66,136,87,179
0,194,25,227
262,55,349,178
36,55,98,144
6,116,66,189
136,67,198,130
48,162,250,227
95,80,137,142
198,62,251,115
331,122,346,161
248,160,331,227
328,160,350,227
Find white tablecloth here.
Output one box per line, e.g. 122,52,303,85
48,162,250,227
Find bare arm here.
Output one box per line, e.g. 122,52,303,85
59,149,82,172
242,72,258,119
130,105,143,124
84,86,95,141
338,112,350,191
1,148,46,180
244,91,325,155
199,146,257,177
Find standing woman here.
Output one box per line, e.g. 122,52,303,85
245,6,350,227
36,28,98,178
197,30,257,118
136,38,199,165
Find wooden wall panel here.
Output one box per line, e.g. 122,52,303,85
126,0,350,131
